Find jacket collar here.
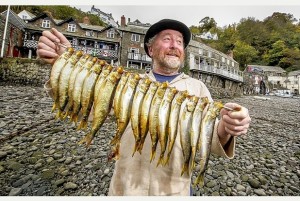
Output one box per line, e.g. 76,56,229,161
144,70,190,84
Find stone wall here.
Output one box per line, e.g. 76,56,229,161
0,58,51,86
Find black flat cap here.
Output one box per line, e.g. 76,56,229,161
144,19,191,57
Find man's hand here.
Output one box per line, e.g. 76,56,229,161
37,28,71,65
217,103,251,146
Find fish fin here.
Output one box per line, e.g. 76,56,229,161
193,174,204,188
180,163,190,177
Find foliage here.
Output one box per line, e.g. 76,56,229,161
190,12,300,71
233,40,258,70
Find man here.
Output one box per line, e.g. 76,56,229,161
37,19,251,196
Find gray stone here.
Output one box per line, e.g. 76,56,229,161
236,184,246,192
0,151,8,159
9,188,22,196
254,189,266,196
248,178,261,188
64,182,78,190
54,179,65,187
206,180,217,188
0,165,5,173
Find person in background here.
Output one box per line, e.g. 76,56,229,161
37,19,251,196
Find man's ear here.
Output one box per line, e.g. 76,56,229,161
148,46,153,57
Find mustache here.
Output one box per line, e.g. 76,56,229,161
166,50,180,57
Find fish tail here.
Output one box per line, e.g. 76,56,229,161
150,145,156,163
55,109,62,120
164,152,171,166
70,113,78,124
132,141,139,157
137,140,145,154
181,162,190,177
114,143,121,161
51,102,57,113
193,173,204,188
190,147,196,172
78,131,95,147
156,155,165,167
110,132,120,145
77,119,87,131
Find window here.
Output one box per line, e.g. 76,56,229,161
199,49,203,55
42,20,50,28
131,34,140,42
22,15,27,19
86,31,94,37
107,30,115,38
68,24,76,32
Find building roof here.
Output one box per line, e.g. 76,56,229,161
248,65,286,73
1,9,27,31
78,23,105,31
189,39,238,63
288,70,300,76
118,25,149,34
20,10,36,18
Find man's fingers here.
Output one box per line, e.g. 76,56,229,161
37,49,58,59
37,42,57,54
222,114,251,126
51,28,71,46
42,30,60,45
225,126,248,136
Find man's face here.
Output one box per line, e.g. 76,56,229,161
148,29,185,72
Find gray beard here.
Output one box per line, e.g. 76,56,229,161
153,57,183,73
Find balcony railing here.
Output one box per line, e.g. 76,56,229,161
23,40,38,49
127,52,152,62
191,64,243,82
23,40,117,59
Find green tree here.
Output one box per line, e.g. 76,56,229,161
199,16,217,33
233,40,258,70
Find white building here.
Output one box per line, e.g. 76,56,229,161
195,31,218,40
90,5,118,27
286,70,300,94
17,10,36,20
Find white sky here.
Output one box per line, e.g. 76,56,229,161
2,0,300,27
72,5,300,28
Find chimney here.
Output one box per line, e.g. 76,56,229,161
128,18,130,23
227,50,233,58
44,10,53,19
121,15,126,27
83,16,90,25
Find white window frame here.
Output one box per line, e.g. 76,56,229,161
129,47,139,54
131,34,140,42
107,30,115,38
86,31,94,37
42,20,50,28
68,24,76,32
